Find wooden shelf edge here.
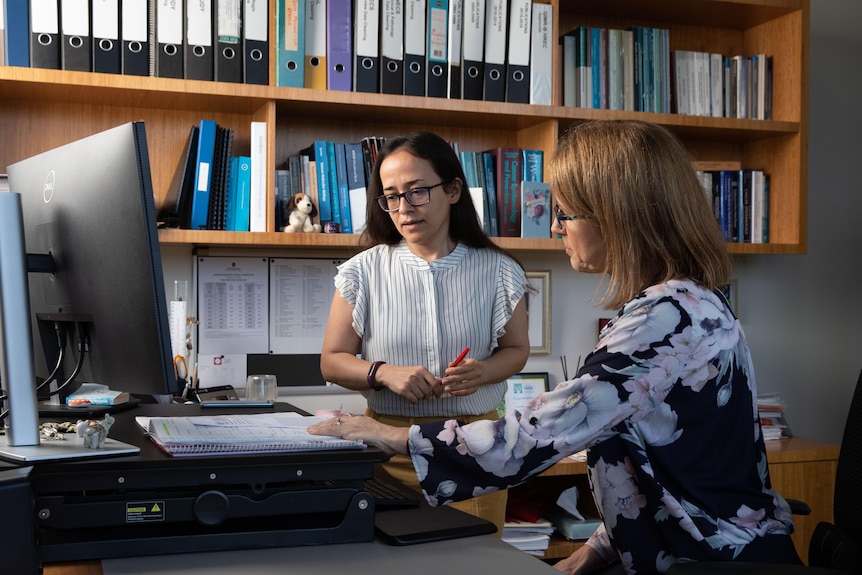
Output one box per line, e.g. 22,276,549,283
157,229,566,253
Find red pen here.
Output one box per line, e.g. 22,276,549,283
450,347,470,367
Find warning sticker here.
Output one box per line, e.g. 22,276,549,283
126,501,166,523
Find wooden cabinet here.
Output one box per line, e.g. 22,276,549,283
533,437,838,563
0,0,808,256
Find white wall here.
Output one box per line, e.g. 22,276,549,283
162,0,862,442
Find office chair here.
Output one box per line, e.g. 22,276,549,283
668,368,862,575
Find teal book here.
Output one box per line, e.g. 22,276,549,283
326,141,342,227
334,141,352,233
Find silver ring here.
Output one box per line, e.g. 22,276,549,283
336,417,342,426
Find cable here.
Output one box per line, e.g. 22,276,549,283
45,322,88,397
36,321,68,392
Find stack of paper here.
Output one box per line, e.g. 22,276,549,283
758,392,793,440
502,517,554,556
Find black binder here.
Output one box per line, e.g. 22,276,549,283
215,0,242,83
60,0,92,71
29,0,61,69
121,0,150,76
242,0,269,84
92,0,122,74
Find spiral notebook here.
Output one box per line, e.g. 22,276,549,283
136,413,365,457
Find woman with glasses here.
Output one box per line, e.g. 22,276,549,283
313,120,802,574
319,131,531,531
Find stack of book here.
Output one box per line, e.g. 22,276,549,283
501,517,554,557
758,392,793,440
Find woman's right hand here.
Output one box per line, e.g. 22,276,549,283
375,363,442,404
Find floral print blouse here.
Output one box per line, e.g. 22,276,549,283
407,279,794,574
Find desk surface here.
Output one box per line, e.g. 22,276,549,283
45,535,561,575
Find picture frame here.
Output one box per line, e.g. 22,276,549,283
498,372,551,417
526,270,551,355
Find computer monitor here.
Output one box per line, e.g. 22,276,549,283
5,122,176,403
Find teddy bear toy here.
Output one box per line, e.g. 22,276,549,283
283,192,322,233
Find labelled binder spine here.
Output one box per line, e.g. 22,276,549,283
121,0,150,75
380,0,403,94
155,0,184,78
460,0,484,100
425,0,447,98
352,0,378,92
30,0,61,69
243,0,268,84
528,1,551,105
276,0,305,87
215,0,242,82
304,0,327,89
403,0,426,96
185,0,214,80
504,0,530,103
92,0,121,73
60,0,92,71
446,0,461,99
482,0,505,101
325,0,352,91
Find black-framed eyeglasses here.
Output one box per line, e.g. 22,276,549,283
376,182,447,212
554,203,586,227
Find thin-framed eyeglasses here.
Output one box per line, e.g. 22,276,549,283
554,203,587,228
376,181,447,212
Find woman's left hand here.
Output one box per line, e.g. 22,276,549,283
307,415,410,457
441,358,482,396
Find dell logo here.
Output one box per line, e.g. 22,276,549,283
43,170,56,203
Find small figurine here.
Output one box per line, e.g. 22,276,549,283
77,413,115,449
283,192,322,233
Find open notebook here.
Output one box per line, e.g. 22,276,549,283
136,413,365,456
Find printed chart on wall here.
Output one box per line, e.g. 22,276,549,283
197,257,270,355
269,258,342,355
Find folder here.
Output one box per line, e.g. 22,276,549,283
155,0,184,78
446,0,461,98
206,125,234,230
215,0,242,83
460,0,484,100
232,156,252,232
243,0,268,84
403,0,425,96
425,0,447,98
304,0,327,90
482,0,506,101
92,0,121,73
276,0,304,87
60,0,92,71
121,0,150,75
325,0,352,91
185,0,214,80
352,0,378,92
30,0,61,69
380,0,404,95
528,1,551,105
4,0,31,67
344,141,367,234
249,121,267,232
190,119,218,231
159,124,199,229
334,142,352,233
504,0,530,103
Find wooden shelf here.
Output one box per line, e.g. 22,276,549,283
0,0,809,255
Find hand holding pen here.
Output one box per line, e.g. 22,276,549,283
443,347,481,397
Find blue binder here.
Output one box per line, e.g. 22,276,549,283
190,120,217,230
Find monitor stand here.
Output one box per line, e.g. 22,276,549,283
0,437,140,463
0,192,141,464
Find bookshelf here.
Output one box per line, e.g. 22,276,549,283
0,0,808,256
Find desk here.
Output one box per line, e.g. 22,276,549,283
44,535,561,575
527,437,840,562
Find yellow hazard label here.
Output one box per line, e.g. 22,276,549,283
126,501,166,523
